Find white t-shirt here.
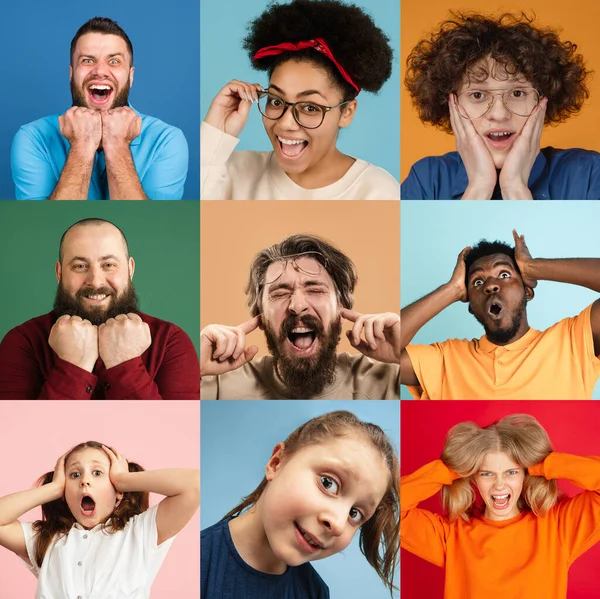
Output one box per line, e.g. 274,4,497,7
21,504,174,599
200,121,400,200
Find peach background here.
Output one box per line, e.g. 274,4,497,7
0,401,199,598
200,201,400,359
401,1,600,180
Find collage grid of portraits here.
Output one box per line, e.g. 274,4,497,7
0,0,600,598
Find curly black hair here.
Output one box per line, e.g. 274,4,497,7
405,12,590,133
243,0,393,101
464,240,521,288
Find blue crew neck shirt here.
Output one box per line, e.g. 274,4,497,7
201,518,330,599
10,107,188,200
401,147,600,200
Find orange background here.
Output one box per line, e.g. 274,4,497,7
200,201,400,359
401,1,600,180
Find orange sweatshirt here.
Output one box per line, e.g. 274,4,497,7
400,453,600,599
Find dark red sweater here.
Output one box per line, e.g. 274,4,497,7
0,311,200,399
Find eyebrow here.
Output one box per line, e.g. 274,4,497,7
333,464,379,510
78,53,125,60
469,259,515,280
268,280,330,293
69,254,121,264
269,84,327,101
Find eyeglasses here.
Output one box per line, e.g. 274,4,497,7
456,87,541,120
257,91,349,129
264,252,328,285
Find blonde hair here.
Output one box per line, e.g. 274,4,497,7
223,411,399,594
440,414,559,522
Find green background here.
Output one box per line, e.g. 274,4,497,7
0,202,200,355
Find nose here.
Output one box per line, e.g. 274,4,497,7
278,105,301,130
484,279,500,294
85,266,105,289
288,289,309,314
319,507,346,537
79,475,91,487
486,94,511,121
90,61,110,78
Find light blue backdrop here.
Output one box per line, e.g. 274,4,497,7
0,0,199,200
401,201,600,399
200,0,400,181
201,400,400,599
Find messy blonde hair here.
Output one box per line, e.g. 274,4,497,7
441,414,559,522
223,410,399,594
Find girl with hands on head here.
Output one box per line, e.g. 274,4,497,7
0,441,199,598
201,0,399,200
401,414,600,598
402,12,599,200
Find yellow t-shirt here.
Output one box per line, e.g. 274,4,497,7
405,304,600,399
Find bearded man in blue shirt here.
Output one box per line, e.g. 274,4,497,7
402,13,600,201
11,17,188,200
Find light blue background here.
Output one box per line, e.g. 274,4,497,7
0,0,199,200
201,400,400,599
200,0,400,181
401,201,600,399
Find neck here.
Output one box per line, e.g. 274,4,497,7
285,148,354,189
228,504,287,574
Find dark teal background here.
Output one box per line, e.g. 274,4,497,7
0,202,200,355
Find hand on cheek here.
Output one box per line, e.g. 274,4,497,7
499,97,547,199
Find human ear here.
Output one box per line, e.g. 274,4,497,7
525,287,535,302
128,257,135,280
265,442,286,481
69,65,73,82
339,99,357,129
55,261,62,284
115,493,123,508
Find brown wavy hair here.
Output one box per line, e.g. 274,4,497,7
245,234,358,318
440,414,560,522
405,12,591,133
222,410,399,594
32,441,148,567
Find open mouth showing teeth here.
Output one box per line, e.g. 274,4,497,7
86,294,108,301
287,327,317,350
81,495,96,515
486,132,514,141
277,136,308,158
88,84,113,103
489,302,502,316
491,494,511,508
296,523,321,548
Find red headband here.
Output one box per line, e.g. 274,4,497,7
253,37,360,94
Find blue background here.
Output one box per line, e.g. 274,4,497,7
401,201,600,400
0,0,199,200
200,0,400,181
201,400,400,599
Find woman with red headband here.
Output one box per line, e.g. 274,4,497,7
201,0,398,200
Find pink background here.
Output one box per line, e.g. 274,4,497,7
0,401,199,598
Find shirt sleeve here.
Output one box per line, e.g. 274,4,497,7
103,326,200,399
400,459,459,567
19,522,39,577
564,304,600,388
0,327,98,399
200,121,239,200
133,504,176,580
401,164,428,200
404,343,446,400
140,126,188,200
11,126,58,200
530,452,600,563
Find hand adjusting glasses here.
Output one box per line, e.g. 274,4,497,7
257,91,349,129
456,87,542,120
264,252,328,285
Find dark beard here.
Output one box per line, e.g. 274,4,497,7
475,295,527,345
53,281,139,326
71,77,131,110
264,314,341,399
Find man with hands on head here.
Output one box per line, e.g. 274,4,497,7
200,234,400,399
400,230,600,399
402,12,600,200
0,218,199,399
11,17,188,200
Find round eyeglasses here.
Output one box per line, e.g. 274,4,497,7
257,91,349,129
264,252,328,285
456,87,541,120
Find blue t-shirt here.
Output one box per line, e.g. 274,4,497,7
11,108,188,200
201,518,330,599
401,147,600,200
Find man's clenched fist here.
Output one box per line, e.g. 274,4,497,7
101,107,142,149
48,315,99,373
58,107,103,154
98,313,151,369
